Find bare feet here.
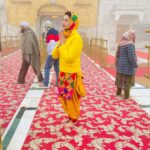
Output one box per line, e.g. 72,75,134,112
64,121,74,128
61,118,70,124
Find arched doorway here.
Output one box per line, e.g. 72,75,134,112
36,4,67,37
116,15,139,43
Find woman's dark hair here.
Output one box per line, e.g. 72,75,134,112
65,11,72,18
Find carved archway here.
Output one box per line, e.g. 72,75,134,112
36,4,67,37
116,15,139,43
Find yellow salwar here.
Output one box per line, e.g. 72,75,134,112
59,73,86,121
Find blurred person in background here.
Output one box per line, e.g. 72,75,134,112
17,21,43,84
40,21,59,87
115,30,138,99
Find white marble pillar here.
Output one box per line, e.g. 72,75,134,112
0,0,8,36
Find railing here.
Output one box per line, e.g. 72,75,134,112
0,35,47,68
0,34,108,69
39,39,47,69
1,36,21,49
82,36,108,67
0,36,22,71
144,45,150,78
144,30,150,78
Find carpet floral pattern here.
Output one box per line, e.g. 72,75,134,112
0,51,35,134
22,55,150,150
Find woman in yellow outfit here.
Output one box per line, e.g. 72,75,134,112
52,11,86,128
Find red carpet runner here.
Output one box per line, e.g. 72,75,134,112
104,51,149,77
136,50,148,60
0,51,35,134
22,55,150,150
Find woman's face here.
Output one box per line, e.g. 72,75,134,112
62,15,71,30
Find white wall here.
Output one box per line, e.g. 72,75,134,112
98,0,150,50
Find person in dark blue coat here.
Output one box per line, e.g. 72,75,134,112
115,30,138,99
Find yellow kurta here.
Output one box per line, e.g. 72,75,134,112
52,30,86,121
52,30,83,73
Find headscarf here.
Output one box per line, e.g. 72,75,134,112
63,12,79,38
44,20,53,31
119,29,136,46
116,29,136,66
127,30,136,43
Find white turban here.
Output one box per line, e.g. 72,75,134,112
20,21,29,27
44,20,53,29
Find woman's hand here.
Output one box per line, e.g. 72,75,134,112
59,31,66,45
